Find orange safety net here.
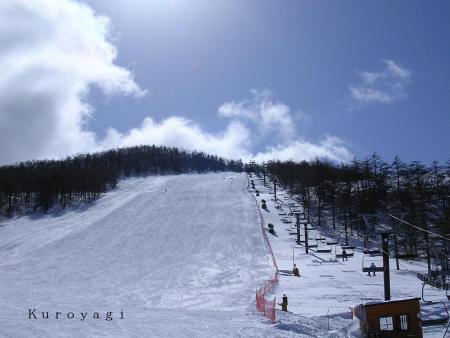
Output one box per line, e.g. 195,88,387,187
249,175,279,324
256,273,278,323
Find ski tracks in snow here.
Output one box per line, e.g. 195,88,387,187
0,173,291,337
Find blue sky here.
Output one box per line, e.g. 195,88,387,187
86,0,450,163
1,0,449,164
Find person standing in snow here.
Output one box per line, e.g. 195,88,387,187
342,249,348,261
280,294,288,311
293,263,300,277
369,262,377,276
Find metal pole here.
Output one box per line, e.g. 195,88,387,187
296,214,300,245
292,246,295,266
306,188,310,223
305,221,309,254
382,233,391,301
393,233,400,270
344,211,349,246
274,181,277,200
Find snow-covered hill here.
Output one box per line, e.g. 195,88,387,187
1,172,448,337
0,173,284,337
252,175,450,337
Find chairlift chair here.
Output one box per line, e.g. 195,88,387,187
335,246,354,258
341,244,356,250
363,248,381,256
316,243,332,253
314,233,326,241
394,253,418,259
306,241,318,248
362,255,384,273
420,283,450,329
340,237,356,250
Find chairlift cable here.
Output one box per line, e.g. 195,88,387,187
402,233,450,259
388,214,450,242
378,248,449,280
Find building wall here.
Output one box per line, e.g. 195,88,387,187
363,300,422,338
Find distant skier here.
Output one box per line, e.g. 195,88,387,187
279,294,288,311
261,199,267,209
342,249,348,261
293,263,300,277
369,262,377,276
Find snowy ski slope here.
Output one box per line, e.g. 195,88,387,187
3,171,447,337
0,173,287,337
252,175,450,337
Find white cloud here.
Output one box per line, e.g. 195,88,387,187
0,0,353,165
253,136,353,163
349,59,411,105
218,90,295,140
215,90,353,162
0,0,145,164
102,117,252,160
384,59,411,80
100,114,352,163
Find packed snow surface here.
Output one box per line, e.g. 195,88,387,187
2,172,449,337
252,175,450,337
0,173,286,337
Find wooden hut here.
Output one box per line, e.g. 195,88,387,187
352,298,423,337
